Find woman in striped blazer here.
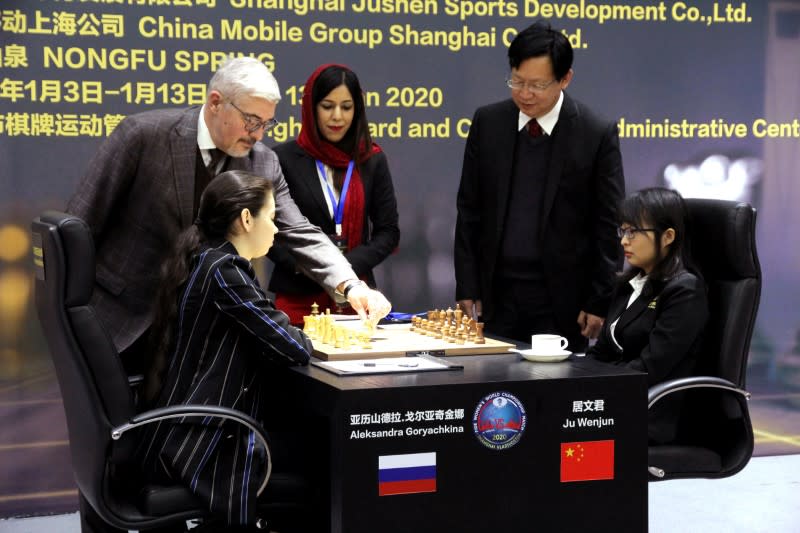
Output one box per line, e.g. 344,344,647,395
137,170,312,527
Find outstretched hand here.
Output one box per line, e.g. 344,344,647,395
347,285,392,326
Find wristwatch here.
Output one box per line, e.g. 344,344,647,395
336,279,367,299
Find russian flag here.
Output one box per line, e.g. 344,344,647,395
378,452,437,496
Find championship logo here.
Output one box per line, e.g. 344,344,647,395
472,391,527,450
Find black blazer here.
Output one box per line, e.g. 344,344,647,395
268,140,400,294
588,270,708,442
454,94,625,347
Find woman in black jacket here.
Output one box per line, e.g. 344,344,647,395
269,64,399,324
588,187,708,443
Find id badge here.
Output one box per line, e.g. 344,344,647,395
330,234,348,253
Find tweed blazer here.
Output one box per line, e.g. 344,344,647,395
267,140,400,293
454,93,625,347
67,106,355,352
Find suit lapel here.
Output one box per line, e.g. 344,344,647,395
615,281,663,333
495,100,522,235
171,108,201,228
541,93,577,230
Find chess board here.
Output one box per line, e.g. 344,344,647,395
310,322,515,361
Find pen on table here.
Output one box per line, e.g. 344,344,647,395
362,361,419,367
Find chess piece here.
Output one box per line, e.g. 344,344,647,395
306,315,316,339
313,315,322,340
475,322,486,344
363,319,377,337
447,325,457,343
311,302,319,315
334,326,344,348
342,329,352,350
359,332,372,349
319,316,327,344
323,315,334,345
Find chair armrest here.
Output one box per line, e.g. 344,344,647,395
648,376,750,409
111,404,272,496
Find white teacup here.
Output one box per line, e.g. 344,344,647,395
530,334,569,354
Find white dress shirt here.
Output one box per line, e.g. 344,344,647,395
609,273,649,351
517,91,564,135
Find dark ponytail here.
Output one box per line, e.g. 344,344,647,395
144,170,274,405
143,225,202,404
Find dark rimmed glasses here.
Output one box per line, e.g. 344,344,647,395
617,227,656,240
226,99,279,134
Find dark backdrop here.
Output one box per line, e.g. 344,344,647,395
1,0,799,517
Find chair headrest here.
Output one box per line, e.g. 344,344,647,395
34,211,95,307
685,199,759,281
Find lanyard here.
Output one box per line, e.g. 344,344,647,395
317,160,354,236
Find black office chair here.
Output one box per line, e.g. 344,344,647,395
32,211,307,531
647,199,761,480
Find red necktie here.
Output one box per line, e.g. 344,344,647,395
527,118,543,138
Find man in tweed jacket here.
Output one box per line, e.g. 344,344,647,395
67,57,385,371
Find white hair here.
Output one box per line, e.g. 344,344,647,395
208,56,281,103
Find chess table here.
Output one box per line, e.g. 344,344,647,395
310,322,515,361
277,353,649,533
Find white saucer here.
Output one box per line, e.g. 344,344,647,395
509,348,572,362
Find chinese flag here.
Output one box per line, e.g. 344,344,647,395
560,440,614,482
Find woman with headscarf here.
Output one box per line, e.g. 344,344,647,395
269,64,400,324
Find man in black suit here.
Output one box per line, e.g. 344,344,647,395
455,21,625,351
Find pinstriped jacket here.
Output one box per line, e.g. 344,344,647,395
137,241,311,525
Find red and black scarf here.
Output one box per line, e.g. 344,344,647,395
296,63,382,251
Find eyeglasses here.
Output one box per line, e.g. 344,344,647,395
506,78,559,94
617,227,656,240
226,99,279,133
